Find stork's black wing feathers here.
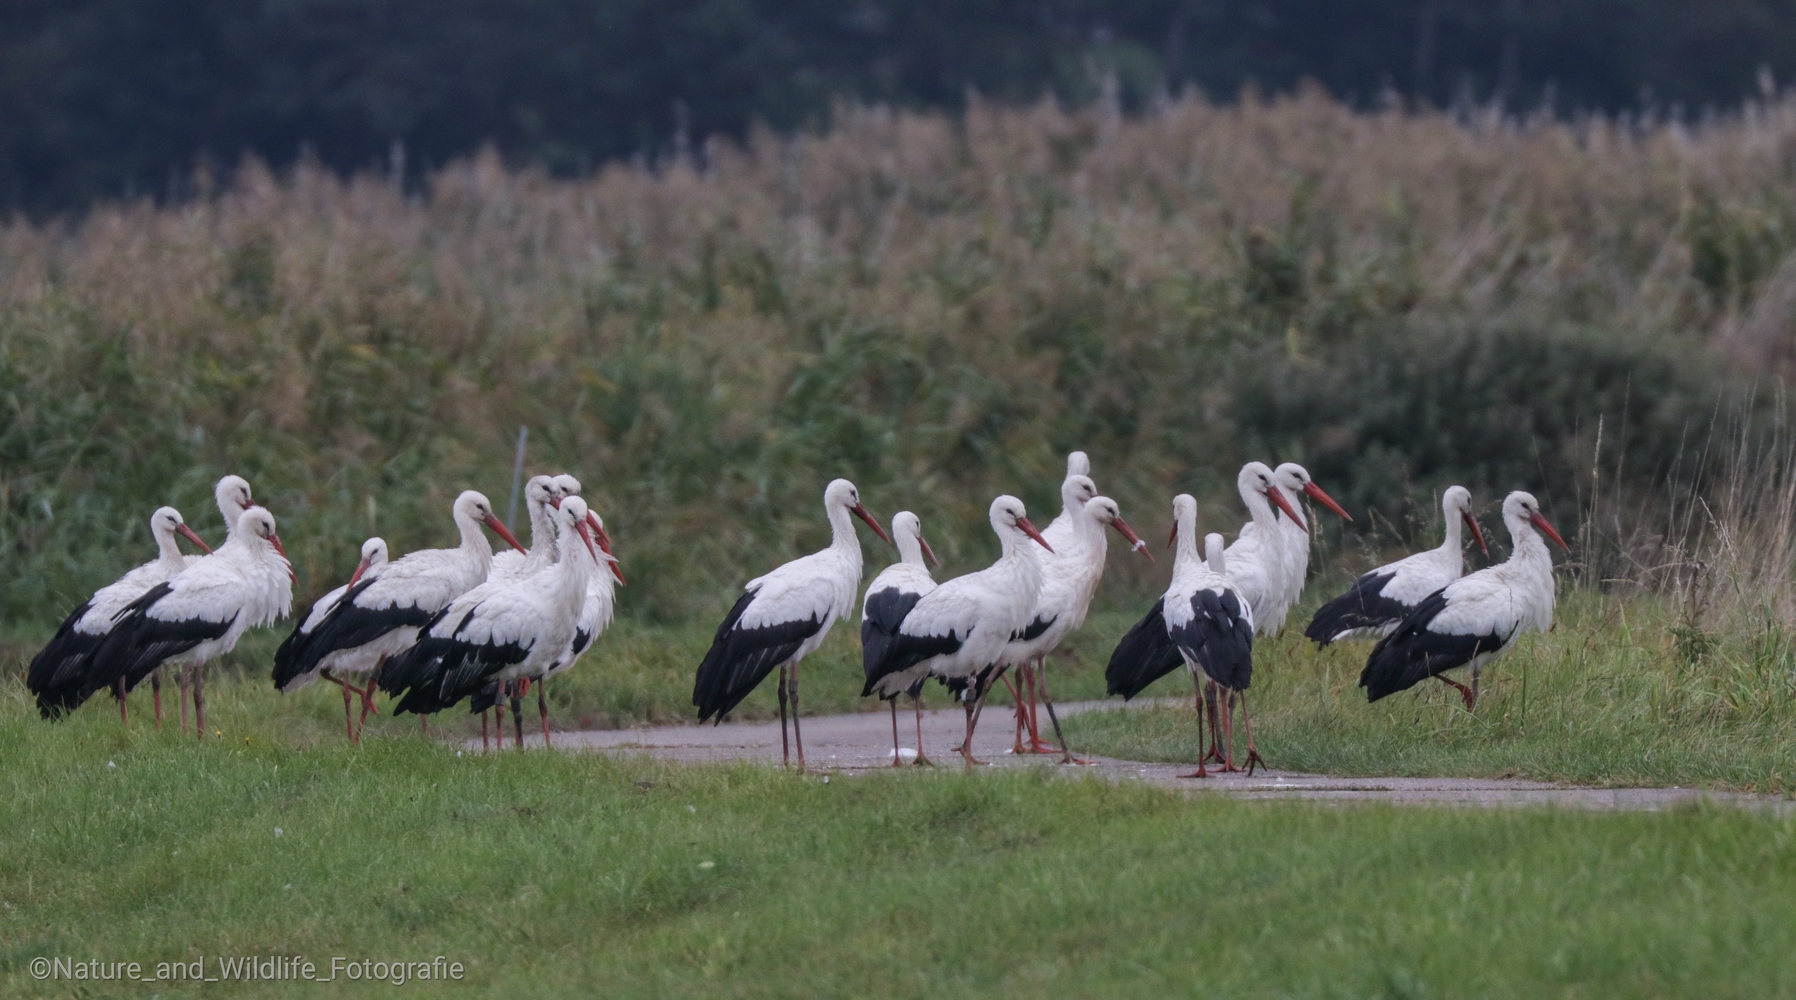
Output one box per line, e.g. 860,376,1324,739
1105,599,1186,700
1173,589,1255,691
1304,571,1408,648
1358,589,1506,701
276,578,434,688
28,600,103,719
861,624,964,698
860,587,927,696
375,606,460,695
380,604,535,715
692,590,826,723
1010,615,1055,643
81,584,235,702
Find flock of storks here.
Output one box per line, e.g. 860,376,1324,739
24,454,1566,774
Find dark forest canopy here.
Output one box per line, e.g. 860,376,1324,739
5,0,1796,213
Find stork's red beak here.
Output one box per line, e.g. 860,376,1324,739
1464,511,1490,558
1530,511,1569,552
574,520,601,564
852,503,893,545
1167,523,1178,549
1266,488,1308,532
176,523,213,555
1016,516,1053,553
919,535,940,568
268,532,296,581
1111,517,1153,562
1302,481,1352,521
346,555,373,589
587,511,625,585
483,514,528,553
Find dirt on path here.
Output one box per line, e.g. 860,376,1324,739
484,700,1789,813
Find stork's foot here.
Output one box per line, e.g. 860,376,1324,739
1201,745,1226,765
1177,767,1210,779
1022,737,1063,755
1244,749,1266,776
1435,675,1476,710
911,753,936,767
1057,752,1092,766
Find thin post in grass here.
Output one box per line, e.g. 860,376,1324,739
506,426,528,530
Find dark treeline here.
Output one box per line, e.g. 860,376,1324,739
5,0,1796,213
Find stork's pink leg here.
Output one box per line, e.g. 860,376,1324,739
193,665,206,740
1179,671,1210,778
493,683,507,741
890,699,905,767
177,666,190,736
510,680,525,750
1435,674,1475,710
1202,680,1226,764
482,710,490,752
538,681,551,748
776,665,791,767
116,676,128,724
1001,673,1026,754
912,695,934,767
419,714,429,735
152,669,162,730
788,662,810,773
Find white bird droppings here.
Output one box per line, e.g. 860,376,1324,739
106,761,116,769
273,827,283,837
699,861,715,869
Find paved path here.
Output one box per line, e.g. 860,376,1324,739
486,700,1789,813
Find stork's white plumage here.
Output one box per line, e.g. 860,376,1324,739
1306,486,1488,647
382,497,601,721
859,511,940,765
1360,491,1566,709
1255,463,1352,610
29,506,213,720
1002,493,1151,759
1223,462,1306,635
490,476,569,582
545,473,623,678
211,475,257,547
86,507,293,738
861,495,1053,768
692,478,891,771
1107,496,1258,774
272,490,526,700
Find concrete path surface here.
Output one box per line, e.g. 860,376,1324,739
482,700,1790,813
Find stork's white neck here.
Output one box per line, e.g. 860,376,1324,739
895,527,925,566
153,522,187,573
455,505,496,573
1278,485,1309,531
1502,509,1553,577
1240,480,1279,533
550,515,598,601
1437,498,1464,559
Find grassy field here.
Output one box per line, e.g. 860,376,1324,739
2,712,1795,998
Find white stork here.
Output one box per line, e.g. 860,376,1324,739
1360,491,1566,709
1223,462,1306,635
692,478,891,771
1305,485,1488,647
28,506,213,722
1002,494,1152,761
1005,460,1094,752
1106,497,1258,774
475,473,625,748
861,495,1053,769
381,497,602,728
859,511,941,766
85,507,294,738
272,537,390,741
272,489,525,731
1261,463,1352,611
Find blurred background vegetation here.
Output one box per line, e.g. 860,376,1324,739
9,2,1796,649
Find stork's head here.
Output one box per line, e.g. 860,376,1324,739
1239,462,1304,528
553,473,583,502
555,496,601,563
1504,491,1568,552
1085,496,1151,561
1061,473,1098,511
215,475,255,528
239,508,294,580
455,490,528,553
991,495,1052,552
1167,493,1199,550
1273,462,1352,522
523,475,559,510
347,536,388,588
1443,485,1490,557
152,506,212,554
891,510,939,568
826,478,892,545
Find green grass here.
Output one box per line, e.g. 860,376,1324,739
2,712,1795,998
1066,590,1796,793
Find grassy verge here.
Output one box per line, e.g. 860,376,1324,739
1066,590,1796,792
1,715,1794,998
